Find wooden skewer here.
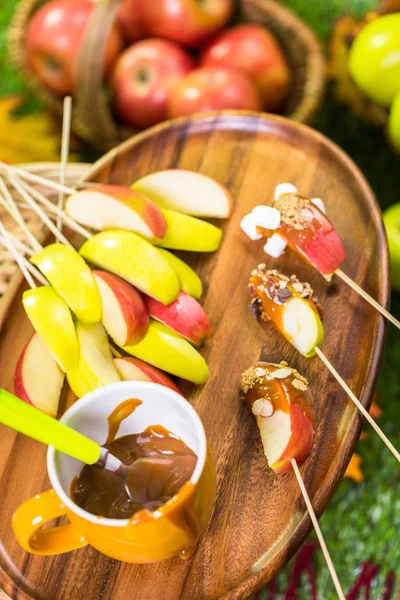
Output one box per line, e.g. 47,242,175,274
13,177,92,240
335,268,400,331
315,346,400,463
291,459,345,600
58,96,72,231
0,162,76,196
9,176,74,249
0,220,37,289
4,232,34,257
0,177,43,254
0,233,48,287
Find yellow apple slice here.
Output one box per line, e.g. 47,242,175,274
154,209,222,252
14,332,65,417
79,230,180,305
30,243,102,323
67,321,120,398
123,320,209,384
22,286,79,372
157,248,202,299
65,184,167,239
132,170,233,218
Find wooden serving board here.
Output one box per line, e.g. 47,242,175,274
0,112,389,600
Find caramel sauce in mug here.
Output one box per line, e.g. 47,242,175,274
71,399,200,559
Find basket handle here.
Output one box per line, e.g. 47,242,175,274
74,0,123,149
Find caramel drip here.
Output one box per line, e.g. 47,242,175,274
106,398,143,444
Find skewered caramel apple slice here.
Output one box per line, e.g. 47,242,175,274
241,362,315,474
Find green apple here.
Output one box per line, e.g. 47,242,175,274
389,89,400,152
79,230,180,305
383,203,400,291
22,286,79,372
349,14,400,107
282,297,324,358
30,243,102,323
123,320,209,384
154,209,222,252
132,169,233,218
157,248,202,299
67,321,120,398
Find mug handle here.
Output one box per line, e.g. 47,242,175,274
12,489,88,556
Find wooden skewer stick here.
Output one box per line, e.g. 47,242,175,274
0,233,48,286
0,177,43,254
291,459,346,600
335,268,400,331
0,220,37,289
14,177,92,240
3,231,35,257
0,162,76,195
9,176,74,249
58,96,72,231
315,346,400,463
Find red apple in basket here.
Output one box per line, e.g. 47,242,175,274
111,39,195,129
26,0,123,95
167,66,262,118
201,24,291,111
118,0,147,43
14,333,65,418
114,356,182,394
141,0,233,47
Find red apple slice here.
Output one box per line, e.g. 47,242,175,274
93,270,149,347
66,184,167,239
145,292,210,347
114,356,182,394
14,333,65,417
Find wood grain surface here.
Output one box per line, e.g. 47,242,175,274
0,112,389,600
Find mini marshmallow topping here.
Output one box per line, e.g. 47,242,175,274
240,213,263,241
274,183,298,202
251,205,281,230
311,198,326,214
263,234,287,258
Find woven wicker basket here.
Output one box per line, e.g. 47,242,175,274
8,0,326,150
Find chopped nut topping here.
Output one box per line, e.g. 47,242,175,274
270,367,292,379
249,267,319,309
252,398,274,418
273,193,311,230
292,379,308,391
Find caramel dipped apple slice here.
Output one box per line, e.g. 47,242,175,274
241,362,315,474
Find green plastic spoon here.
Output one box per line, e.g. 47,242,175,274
0,389,131,494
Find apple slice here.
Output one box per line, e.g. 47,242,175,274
157,248,202,299
30,243,102,324
93,270,149,346
67,321,120,398
282,297,324,358
22,286,79,372
79,230,180,305
241,362,314,474
114,357,182,394
154,209,222,252
65,184,167,239
14,333,65,417
145,292,210,347
132,170,233,218
123,320,208,384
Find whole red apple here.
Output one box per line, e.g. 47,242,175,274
118,0,147,44
112,39,195,129
167,66,262,118
201,24,291,111
141,0,233,47
26,0,123,96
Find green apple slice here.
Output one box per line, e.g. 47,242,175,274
30,243,102,323
383,203,400,291
282,297,324,358
157,248,202,299
67,321,120,398
79,230,180,305
123,320,209,384
153,209,222,252
22,286,79,372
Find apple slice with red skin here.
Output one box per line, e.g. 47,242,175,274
93,270,149,347
66,184,167,239
145,292,210,347
114,356,182,395
14,333,65,417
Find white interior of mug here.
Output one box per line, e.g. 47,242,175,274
47,381,207,527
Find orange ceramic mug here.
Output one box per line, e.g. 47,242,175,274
12,381,216,563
